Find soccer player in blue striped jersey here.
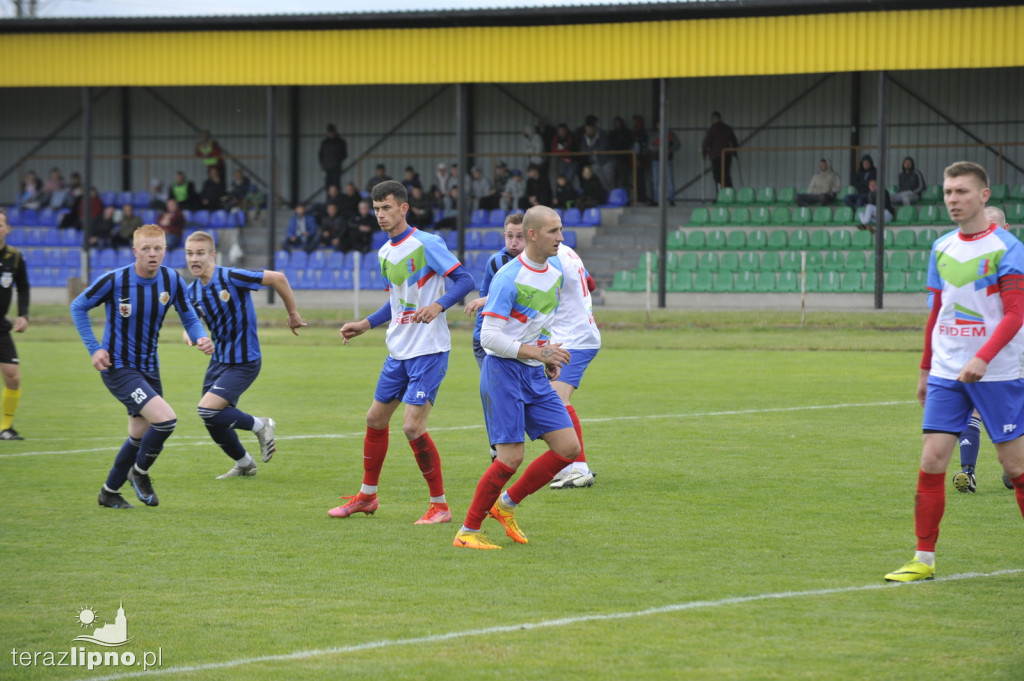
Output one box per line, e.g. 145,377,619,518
70,224,213,509
330,180,476,525
184,231,306,479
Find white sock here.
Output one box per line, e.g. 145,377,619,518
429,495,447,504
573,463,590,475
915,551,935,567
360,484,378,495
252,417,265,433
500,491,517,508
237,452,254,467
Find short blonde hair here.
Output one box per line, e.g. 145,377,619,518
504,213,524,227
185,230,216,250
133,224,167,245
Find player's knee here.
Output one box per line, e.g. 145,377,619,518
402,422,426,441
561,438,581,461
151,418,177,433
3,375,19,390
197,406,220,425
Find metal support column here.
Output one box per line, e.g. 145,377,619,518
874,72,887,309
849,72,862,180
455,83,471,260
288,86,300,207
657,78,668,309
82,87,93,262
121,87,132,191
266,86,277,304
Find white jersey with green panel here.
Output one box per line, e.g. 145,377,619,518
926,225,1024,381
481,253,564,367
378,227,461,360
551,244,601,350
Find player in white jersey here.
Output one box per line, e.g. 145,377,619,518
885,162,1024,583
547,243,601,489
329,180,476,524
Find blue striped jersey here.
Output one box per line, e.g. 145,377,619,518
472,247,515,342
70,264,206,372
187,266,264,364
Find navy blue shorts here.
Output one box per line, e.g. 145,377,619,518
480,355,573,444
101,367,163,417
374,352,449,406
202,359,261,407
923,376,1024,444
472,337,486,369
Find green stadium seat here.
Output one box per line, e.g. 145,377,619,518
610,270,631,290
810,206,832,225
766,230,788,250
791,207,812,225
667,230,685,250
706,229,727,249
830,229,852,250
864,251,877,272
885,272,908,292
734,271,755,292
805,251,823,272
777,271,800,292
750,206,771,226
776,187,796,204
821,271,844,292
822,251,843,271
937,206,951,225
1006,203,1024,225
677,252,698,272
838,186,857,203
669,271,693,292
915,228,938,249
715,187,736,205
756,187,776,205
808,229,830,250
893,230,917,249
713,272,735,292
693,270,714,292
709,207,730,226
738,251,760,272
831,206,855,226
844,250,866,272
916,205,938,225
888,251,912,272
688,207,710,226
990,184,1009,202
908,270,928,291
771,206,792,226
629,270,648,292
754,271,777,292
911,251,929,272
892,205,916,226
760,252,781,272
839,271,863,292
726,230,747,249
686,230,707,249
780,251,801,272
789,229,809,250
883,229,894,248
698,252,719,271
887,184,899,196
1010,184,1024,202
1013,227,1024,241
718,252,740,272
730,207,751,225
747,229,768,249
920,185,942,203
803,271,822,292
736,187,756,204
638,252,658,271
850,230,872,249
665,252,680,272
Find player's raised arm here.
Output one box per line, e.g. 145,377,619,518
261,270,307,335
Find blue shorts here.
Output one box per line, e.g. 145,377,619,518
374,352,449,406
554,348,599,389
101,367,163,417
922,376,1024,443
472,337,486,369
480,355,573,444
202,359,261,406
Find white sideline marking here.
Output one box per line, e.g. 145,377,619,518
77,568,1023,681
0,401,914,459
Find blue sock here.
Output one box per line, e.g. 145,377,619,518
203,424,247,461
959,417,982,469
135,419,176,471
105,437,141,490
198,406,255,431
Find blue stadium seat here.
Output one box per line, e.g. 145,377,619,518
563,208,582,226
482,231,503,251
132,191,151,209
605,188,628,207
210,210,229,228
140,209,157,224
191,210,210,227
581,208,601,226
464,230,482,250
42,227,61,245
289,251,308,269
20,209,38,226
62,249,81,267
274,250,289,269
117,191,133,207
100,191,116,207
332,268,354,290
308,250,328,269
167,249,186,268
37,208,56,227
326,251,345,270
562,230,577,249
470,209,488,227
231,209,246,227
488,209,506,227
444,230,458,250
371,232,388,249
95,249,116,269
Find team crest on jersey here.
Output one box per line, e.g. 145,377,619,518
159,291,171,306
219,289,231,302
0,272,11,289
118,302,132,318
407,258,416,274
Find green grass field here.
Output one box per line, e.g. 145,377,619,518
2,307,1022,680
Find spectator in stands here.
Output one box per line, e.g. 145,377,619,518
520,125,544,171
632,114,651,203
579,115,615,193
448,163,460,192
194,130,225,182
147,177,166,210
59,186,102,230
578,164,607,210
16,171,42,209
651,121,680,207
318,202,345,251
407,185,435,228
893,156,927,207
65,172,84,208
430,162,454,206
338,182,362,220
365,164,391,193
552,174,577,210
225,169,252,213
796,159,842,206
401,166,422,196
501,170,526,212
857,179,894,232
443,185,459,213
318,123,348,194
520,164,552,210
168,171,200,211
112,203,143,248
42,168,66,209
844,155,876,209
157,198,186,250
608,116,633,194
469,166,497,211
551,124,577,187
701,111,739,190
348,200,377,253
536,117,557,159
493,161,513,197
87,205,117,250
199,167,227,211
282,204,318,254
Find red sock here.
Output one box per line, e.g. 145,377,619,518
566,405,586,464
463,459,515,530
362,426,389,487
915,470,946,552
507,450,575,504
1011,471,1024,518
410,432,444,498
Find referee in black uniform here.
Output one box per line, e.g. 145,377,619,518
0,208,30,440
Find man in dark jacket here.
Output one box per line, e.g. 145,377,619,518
318,124,348,194
701,111,739,189
845,155,877,208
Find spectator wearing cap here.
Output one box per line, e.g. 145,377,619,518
500,169,526,211
430,162,453,205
